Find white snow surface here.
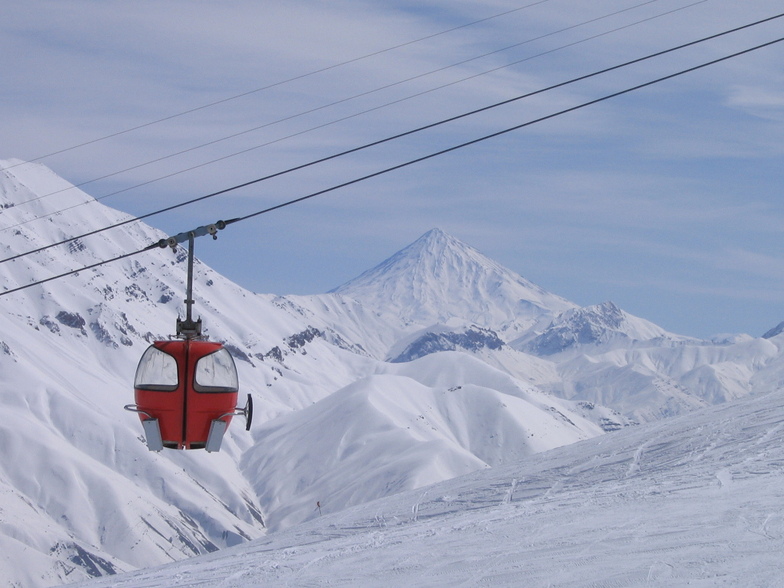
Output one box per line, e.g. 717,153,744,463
2,160,784,586
242,352,602,532
73,386,784,587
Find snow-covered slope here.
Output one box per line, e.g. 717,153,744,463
241,352,604,532
72,384,784,587
0,161,279,586
2,160,784,586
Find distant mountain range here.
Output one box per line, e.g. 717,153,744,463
1,159,783,586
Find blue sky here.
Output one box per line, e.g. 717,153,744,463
2,0,784,338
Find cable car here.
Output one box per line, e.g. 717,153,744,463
130,338,251,452
125,223,252,452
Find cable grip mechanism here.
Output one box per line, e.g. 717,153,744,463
157,220,228,251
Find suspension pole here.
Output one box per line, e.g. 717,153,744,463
163,220,227,339
184,232,195,326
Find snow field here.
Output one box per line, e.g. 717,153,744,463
73,387,784,587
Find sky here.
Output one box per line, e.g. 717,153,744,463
1,0,784,339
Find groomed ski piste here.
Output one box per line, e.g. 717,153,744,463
73,385,784,587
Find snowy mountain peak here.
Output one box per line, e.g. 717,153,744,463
522,300,683,356
331,228,574,335
1,159,95,215
405,226,469,259
408,225,451,247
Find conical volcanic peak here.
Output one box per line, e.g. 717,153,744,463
331,228,575,333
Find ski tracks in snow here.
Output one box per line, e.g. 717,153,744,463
72,390,784,587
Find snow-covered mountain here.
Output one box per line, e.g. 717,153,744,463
1,159,783,586
330,227,575,340
241,351,607,532
517,300,690,355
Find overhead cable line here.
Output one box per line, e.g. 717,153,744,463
2,10,781,268
223,37,784,226
4,0,677,216
2,34,783,298
0,0,552,174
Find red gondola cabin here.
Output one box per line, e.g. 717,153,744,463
131,339,246,452
126,222,251,452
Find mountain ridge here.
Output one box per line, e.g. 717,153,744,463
518,300,697,355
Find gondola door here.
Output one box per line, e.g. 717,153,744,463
183,341,239,450
133,341,187,449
